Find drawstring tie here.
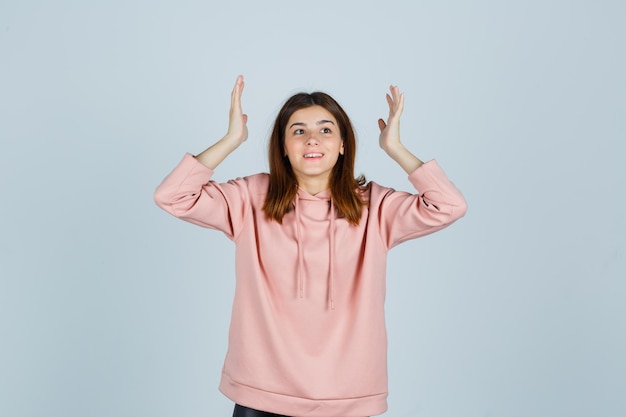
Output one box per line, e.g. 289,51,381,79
295,197,305,299
328,202,336,310
293,194,336,310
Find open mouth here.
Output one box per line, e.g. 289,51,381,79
304,153,324,159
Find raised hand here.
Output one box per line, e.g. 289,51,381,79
377,85,423,173
195,75,249,169
226,75,249,146
377,85,404,154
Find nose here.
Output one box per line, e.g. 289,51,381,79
306,133,319,146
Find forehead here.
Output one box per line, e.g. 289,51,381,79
287,105,337,125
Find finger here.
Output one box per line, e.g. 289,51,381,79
231,75,242,99
377,118,386,132
386,93,394,114
388,89,404,120
388,86,403,114
394,85,405,105
231,75,244,109
389,85,400,101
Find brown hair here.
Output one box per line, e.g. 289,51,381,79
263,92,367,225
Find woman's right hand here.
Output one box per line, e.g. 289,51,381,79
225,75,248,146
194,75,249,169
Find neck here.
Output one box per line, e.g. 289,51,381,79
296,177,329,196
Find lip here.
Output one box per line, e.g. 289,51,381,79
303,152,324,159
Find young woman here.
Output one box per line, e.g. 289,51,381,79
154,76,467,417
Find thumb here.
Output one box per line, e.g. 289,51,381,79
377,118,386,132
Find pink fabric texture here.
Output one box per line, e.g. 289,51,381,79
154,153,467,417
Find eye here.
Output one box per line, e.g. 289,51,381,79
294,129,305,135
321,127,332,134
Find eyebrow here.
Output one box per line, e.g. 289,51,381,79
288,120,336,129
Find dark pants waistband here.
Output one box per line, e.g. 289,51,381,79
233,404,290,417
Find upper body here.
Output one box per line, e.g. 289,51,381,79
154,76,467,417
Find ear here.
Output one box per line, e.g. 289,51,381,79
340,141,345,155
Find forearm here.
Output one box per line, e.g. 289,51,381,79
195,134,241,170
384,143,424,174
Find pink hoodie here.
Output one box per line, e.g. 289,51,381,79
154,153,467,417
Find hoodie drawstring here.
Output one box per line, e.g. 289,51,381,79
293,193,336,310
328,202,336,310
294,197,305,299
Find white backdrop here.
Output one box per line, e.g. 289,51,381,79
1,1,624,416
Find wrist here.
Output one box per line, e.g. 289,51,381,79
221,133,244,150
382,142,406,159
384,143,424,174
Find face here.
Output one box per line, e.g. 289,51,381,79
283,105,345,191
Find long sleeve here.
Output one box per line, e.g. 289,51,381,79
153,153,252,240
374,159,467,249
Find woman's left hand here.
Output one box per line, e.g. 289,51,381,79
378,85,404,154
377,85,424,173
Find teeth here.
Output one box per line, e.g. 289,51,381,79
304,153,323,158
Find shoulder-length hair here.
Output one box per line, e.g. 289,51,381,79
262,92,367,225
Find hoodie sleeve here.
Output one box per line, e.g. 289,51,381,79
375,159,467,249
153,153,251,240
